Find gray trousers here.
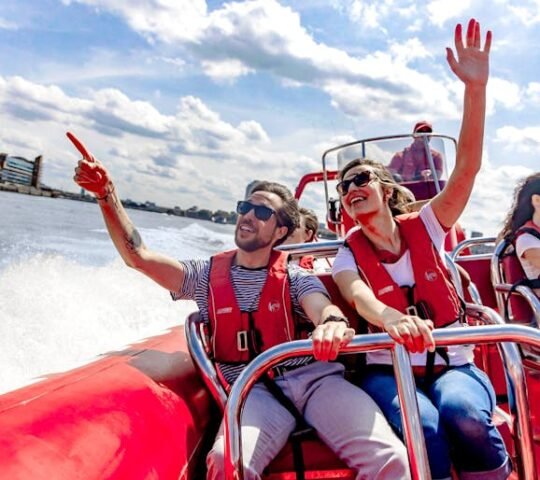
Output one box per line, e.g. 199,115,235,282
206,361,410,479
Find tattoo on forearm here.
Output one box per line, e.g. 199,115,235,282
125,225,143,253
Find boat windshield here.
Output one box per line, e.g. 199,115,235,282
325,134,456,202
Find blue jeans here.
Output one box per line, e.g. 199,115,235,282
361,363,510,479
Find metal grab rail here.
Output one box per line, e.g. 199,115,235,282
494,284,540,328
466,304,535,479
224,323,540,480
449,237,496,305
185,312,228,411
491,239,540,328
451,236,496,261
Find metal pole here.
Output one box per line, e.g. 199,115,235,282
392,345,431,479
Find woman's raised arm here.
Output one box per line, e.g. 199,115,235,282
431,19,492,228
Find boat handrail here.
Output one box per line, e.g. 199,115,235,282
491,239,540,327
277,239,343,258
185,312,228,411
451,236,496,261
494,284,540,328
224,320,540,480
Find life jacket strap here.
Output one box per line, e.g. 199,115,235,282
262,374,313,480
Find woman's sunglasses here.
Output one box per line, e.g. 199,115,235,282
336,171,374,195
236,200,277,221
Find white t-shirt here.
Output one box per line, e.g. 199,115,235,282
516,233,540,281
332,204,474,367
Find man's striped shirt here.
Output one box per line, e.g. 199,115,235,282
172,257,328,384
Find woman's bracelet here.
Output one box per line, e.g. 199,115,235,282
95,183,115,202
322,315,350,327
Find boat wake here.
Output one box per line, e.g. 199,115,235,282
0,253,197,394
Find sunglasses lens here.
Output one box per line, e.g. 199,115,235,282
237,201,275,221
352,171,371,188
237,201,251,215
254,205,273,221
337,171,371,194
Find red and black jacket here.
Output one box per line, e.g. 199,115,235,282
346,212,463,332
514,220,540,281
208,249,298,363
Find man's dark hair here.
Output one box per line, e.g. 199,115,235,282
250,181,300,245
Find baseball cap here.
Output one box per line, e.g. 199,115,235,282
413,121,433,133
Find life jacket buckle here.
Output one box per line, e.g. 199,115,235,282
406,305,419,317
237,331,249,352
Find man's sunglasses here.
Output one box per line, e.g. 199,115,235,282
336,171,374,195
236,200,277,221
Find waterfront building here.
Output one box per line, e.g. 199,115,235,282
0,154,43,188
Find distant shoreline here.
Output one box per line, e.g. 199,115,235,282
0,182,338,238
0,182,237,224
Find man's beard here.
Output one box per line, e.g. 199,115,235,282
234,224,274,252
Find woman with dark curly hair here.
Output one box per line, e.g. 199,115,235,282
499,172,540,286
332,19,510,480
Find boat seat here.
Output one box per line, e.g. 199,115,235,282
492,239,540,327
264,437,352,479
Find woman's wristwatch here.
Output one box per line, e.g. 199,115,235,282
322,315,350,327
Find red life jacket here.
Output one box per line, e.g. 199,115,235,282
346,212,463,330
208,249,296,363
515,220,540,280
516,220,540,240
298,255,315,270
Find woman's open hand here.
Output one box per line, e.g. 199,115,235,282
446,18,491,87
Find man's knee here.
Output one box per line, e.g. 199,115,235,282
206,444,261,480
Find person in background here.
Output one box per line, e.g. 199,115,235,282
284,207,319,245
332,19,511,480
71,147,410,479
388,121,444,181
499,172,540,291
284,207,324,271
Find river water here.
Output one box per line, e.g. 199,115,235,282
0,191,235,393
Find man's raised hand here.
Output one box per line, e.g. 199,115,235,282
68,132,113,199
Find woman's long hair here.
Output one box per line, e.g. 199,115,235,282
339,158,415,216
499,172,540,240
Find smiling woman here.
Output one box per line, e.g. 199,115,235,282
332,19,511,480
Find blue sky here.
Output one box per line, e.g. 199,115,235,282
0,0,538,235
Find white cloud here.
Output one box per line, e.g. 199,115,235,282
330,0,417,31
0,74,312,209
63,0,208,42
238,121,270,143
0,17,18,30
201,59,254,82
62,0,466,122
494,125,540,154
508,1,540,27
348,0,393,31
488,77,522,111
461,162,534,236
426,0,471,28
389,37,431,63
525,82,540,105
